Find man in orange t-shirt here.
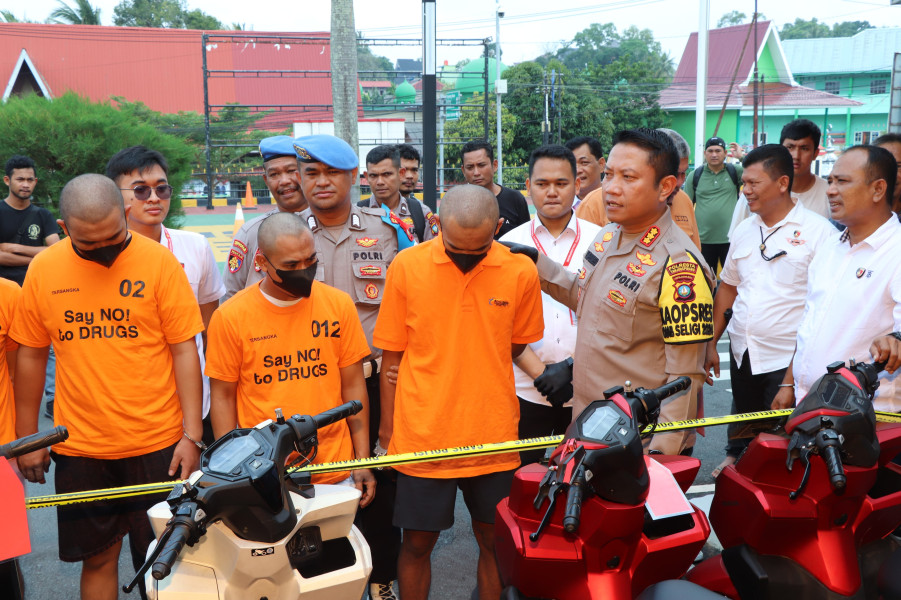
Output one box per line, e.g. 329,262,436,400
206,213,375,500
576,128,702,251
0,277,20,447
374,184,544,600
11,174,204,600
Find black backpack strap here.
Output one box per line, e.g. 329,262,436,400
406,197,426,243
691,167,704,203
725,163,740,197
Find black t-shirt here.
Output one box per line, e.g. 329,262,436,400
0,201,59,285
495,185,531,240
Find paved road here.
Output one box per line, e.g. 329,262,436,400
16,340,736,599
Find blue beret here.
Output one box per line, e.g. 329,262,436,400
259,136,297,162
293,134,358,170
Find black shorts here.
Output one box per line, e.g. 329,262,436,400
393,469,516,531
52,443,177,563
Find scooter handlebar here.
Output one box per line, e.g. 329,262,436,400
562,469,585,534
652,377,692,402
312,400,363,430
151,522,192,581
821,441,846,492
0,426,68,460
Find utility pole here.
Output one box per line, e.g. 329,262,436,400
542,71,550,145
752,0,759,148
495,3,504,185
202,33,213,210
890,52,901,133
422,0,437,210
694,0,709,163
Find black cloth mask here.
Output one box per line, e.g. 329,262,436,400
71,234,131,268
270,262,318,298
445,248,488,274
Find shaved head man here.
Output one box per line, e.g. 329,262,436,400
375,183,544,600
12,172,204,600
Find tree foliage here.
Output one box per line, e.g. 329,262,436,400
112,0,222,29
780,18,872,40
0,93,196,225
717,11,747,28
49,0,102,25
356,43,394,81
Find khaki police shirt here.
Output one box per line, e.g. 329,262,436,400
223,208,278,302
537,209,711,454
365,195,437,242
300,204,400,358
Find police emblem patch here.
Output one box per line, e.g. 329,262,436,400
640,226,660,247
793,230,801,238
635,251,657,266
658,253,714,345
356,237,378,247
294,145,311,160
228,249,244,273
607,290,627,307
233,239,248,254
626,262,646,277
364,282,379,299
360,265,382,277
856,268,866,279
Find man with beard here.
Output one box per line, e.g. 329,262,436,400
223,135,308,301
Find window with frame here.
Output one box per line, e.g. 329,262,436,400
854,131,883,145
825,80,841,95
870,78,887,95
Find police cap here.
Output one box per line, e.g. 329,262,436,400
259,135,297,162
293,134,359,171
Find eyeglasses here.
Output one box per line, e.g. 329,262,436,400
121,184,173,201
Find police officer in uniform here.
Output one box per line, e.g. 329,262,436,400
223,135,307,301
294,134,412,600
506,128,713,455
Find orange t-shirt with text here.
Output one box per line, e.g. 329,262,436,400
205,282,371,484
576,187,702,250
373,237,544,478
11,235,203,459
0,278,21,446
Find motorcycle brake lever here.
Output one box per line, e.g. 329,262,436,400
530,483,564,542
789,448,812,500
786,431,806,472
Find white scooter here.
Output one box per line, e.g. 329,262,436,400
124,401,372,600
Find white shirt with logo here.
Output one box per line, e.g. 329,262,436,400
794,216,901,411
721,201,835,374
501,214,602,405
160,226,226,417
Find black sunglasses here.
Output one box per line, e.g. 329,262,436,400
121,184,173,201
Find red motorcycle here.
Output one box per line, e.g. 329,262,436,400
495,377,712,599
687,359,901,600
0,426,69,600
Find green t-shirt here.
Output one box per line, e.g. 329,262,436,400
683,163,743,245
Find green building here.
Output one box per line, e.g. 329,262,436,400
660,21,859,163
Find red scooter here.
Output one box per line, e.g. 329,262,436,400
495,377,712,599
687,359,901,600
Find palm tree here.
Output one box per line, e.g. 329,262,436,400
49,0,101,25
330,0,360,201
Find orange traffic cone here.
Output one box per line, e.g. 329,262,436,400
243,181,257,209
233,202,245,236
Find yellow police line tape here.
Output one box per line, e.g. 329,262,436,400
23,409,901,510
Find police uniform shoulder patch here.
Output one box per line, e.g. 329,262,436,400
594,231,614,253
658,252,714,344
232,239,248,254
228,248,244,273
640,226,660,247
427,211,439,235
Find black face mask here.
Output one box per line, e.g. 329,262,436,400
270,262,318,298
445,248,488,274
71,234,131,268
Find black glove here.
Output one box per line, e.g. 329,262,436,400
546,383,573,408
500,241,539,263
534,358,574,397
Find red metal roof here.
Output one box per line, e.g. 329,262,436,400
672,21,772,87
0,23,339,125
